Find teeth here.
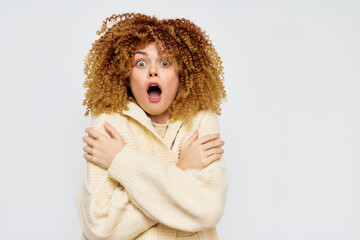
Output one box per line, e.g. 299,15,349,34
151,84,157,86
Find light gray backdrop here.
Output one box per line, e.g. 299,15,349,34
0,0,359,239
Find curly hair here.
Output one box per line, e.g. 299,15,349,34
83,13,226,126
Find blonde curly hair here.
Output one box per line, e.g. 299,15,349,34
83,13,226,126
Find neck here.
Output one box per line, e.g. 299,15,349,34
147,111,171,124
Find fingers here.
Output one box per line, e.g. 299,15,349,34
197,133,224,167
83,135,95,147
197,133,220,145
204,147,224,158
184,130,199,148
202,138,225,151
83,145,93,155
85,127,103,140
205,152,222,166
83,152,98,166
83,152,93,162
104,122,122,141
83,129,96,162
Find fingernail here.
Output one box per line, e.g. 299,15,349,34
104,122,108,127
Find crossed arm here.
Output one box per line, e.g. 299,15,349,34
76,113,227,240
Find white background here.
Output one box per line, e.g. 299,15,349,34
0,0,359,239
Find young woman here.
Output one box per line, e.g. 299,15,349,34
76,13,228,240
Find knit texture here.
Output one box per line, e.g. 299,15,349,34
75,102,228,239
152,121,169,139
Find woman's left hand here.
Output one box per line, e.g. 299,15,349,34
82,122,126,170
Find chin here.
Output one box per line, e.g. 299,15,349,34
145,107,167,116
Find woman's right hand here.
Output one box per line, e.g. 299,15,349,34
177,130,225,170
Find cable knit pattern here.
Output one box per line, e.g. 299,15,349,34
75,102,228,239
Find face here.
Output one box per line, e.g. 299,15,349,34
129,42,179,124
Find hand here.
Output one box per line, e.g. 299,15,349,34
177,130,225,170
83,122,126,170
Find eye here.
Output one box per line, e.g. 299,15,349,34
160,60,170,67
136,60,147,68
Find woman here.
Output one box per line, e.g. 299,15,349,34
76,13,228,239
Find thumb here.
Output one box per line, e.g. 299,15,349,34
184,130,199,147
104,122,122,141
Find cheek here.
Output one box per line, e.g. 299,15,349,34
168,71,179,88
164,74,179,95
129,82,141,99
129,71,145,92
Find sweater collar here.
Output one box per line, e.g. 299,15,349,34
123,102,184,149
123,101,151,125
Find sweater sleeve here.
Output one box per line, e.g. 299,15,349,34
107,112,228,232
75,114,157,240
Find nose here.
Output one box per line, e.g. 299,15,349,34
148,65,158,78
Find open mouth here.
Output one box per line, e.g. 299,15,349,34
147,82,162,102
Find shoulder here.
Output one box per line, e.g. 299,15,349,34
190,110,220,135
191,109,218,121
89,112,127,135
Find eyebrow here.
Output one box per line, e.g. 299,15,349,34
134,51,166,56
134,51,148,55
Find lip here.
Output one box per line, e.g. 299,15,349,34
147,81,162,103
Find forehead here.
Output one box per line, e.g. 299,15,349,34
134,42,161,55
134,42,174,58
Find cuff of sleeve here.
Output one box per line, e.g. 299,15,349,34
107,145,141,190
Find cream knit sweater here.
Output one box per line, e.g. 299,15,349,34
75,102,228,240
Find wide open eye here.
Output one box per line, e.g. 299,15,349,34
160,60,170,67
136,60,147,68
